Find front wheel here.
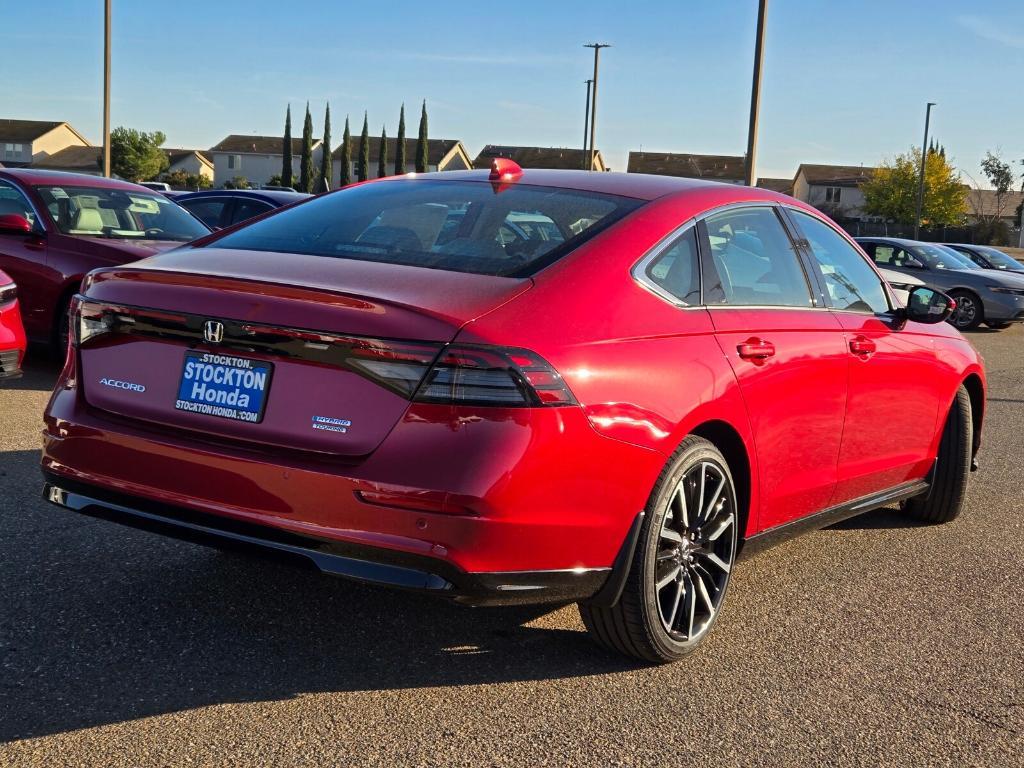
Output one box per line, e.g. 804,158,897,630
904,385,972,524
579,436,739,663
948,290,983,330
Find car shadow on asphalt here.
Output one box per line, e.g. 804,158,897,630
1,353,60,393
825,506,921,530
0,449,639,743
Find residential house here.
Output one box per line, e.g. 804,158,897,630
473,145,606,172
757,177,794,195
0,119,91,167
209,134,322,188
627,152,745,183
32,145,104,175
332,137,471,187
965,188,1024,228
162,148,214,183
792,163,877,220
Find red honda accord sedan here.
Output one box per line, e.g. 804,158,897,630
42,164,985,662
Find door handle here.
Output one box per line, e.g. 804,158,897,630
737,338,775,361
849,336,876,357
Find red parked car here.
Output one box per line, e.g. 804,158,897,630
0,268,26,379
42,164,985,662
0,169,210,350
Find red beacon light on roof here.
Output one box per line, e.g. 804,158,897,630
489,158,523,182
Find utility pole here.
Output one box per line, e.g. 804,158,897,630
102,0,112,177
584,44,610,171
744,0,768,186
914,102,936,239
582,79,593,170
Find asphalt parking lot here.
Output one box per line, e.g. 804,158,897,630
1,329,1022,767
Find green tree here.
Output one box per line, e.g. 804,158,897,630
319,103,332,192
224,176,249,190
415,100,429,173
267,174,283,187
162,169,211,190
339,116,352,187
281,105,293,189
378,125,388,179
110,127,168,182
861,147,967,226
394,103,407,175
358,112,369,182
299,103,314,193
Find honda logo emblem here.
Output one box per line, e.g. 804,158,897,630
203,320,225,344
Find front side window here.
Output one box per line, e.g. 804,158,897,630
0,181,39,228
210,180,641,277
230,199,274,225
975,246,1022,270
700,206,812,307
180,198,228,229
34,185,210,241
642,227,700,305
790,210,889,313
911,244,976,270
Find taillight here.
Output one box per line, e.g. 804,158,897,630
74,298,116,346
414,345,576,407
345,339,443,397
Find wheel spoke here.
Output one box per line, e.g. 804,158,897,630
704,512,734,542
699,550,732,574
693,566,715,614
696,463,707,525
676,481,690,530
685,573,697,638
703,475,726,523
664,579,684,631
656,564,681,591
660,526,683,544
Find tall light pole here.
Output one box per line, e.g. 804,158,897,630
744,0,768,186
584,43,610,171
102,0,112,177
581,79,593,170
914,102,936,239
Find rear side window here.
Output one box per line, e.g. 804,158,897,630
230,199,274,225
643,227,701,305
210,180,642,277
182,199,228,228
789,210,889,314
700,207,812,307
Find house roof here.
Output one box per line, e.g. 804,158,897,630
32,145,103,172
966,188,1024,219
473,145,605,171
627,152,746,180
331,137,464,167
163,147,213,167
796,163,876,187
757,177,793,194
210,135,316,155
0,119,91,147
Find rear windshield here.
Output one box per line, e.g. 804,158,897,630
209,179,642,276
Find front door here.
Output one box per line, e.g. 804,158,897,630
699,205,848,532
0,180,50,337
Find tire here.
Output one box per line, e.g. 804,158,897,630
905,385,972,524
947,290,983,331
985,321,1011,330
579,436,739,663
51,298,73,362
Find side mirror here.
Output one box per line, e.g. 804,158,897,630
904,256,925,269
905,286,955,324
0,214,32,235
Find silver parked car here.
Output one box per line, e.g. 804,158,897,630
856,237,1024,330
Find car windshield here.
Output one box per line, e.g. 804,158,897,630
975,246,1022,270
210,179,642,276
34,184,210,242
911,243,979,270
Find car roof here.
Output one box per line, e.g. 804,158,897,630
176,189,312,204
0,168,157,192
406,168,793,204
854,236,935,246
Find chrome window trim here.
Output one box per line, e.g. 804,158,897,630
630,217,702,309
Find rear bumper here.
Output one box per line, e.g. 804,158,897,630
43,472,609,606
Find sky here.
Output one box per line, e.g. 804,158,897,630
4,0,1024,184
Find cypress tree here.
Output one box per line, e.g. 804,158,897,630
300,102,314,193
358,112,369,182
415,100,429,173
394,104,407,175
339,117,351,187
378,125,388,179
281,105,293,188
319,103,332,192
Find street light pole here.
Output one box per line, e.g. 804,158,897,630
102,0,112,177
744,0,768,186
582,79,593,170
914,102,936,239
584,44,610,171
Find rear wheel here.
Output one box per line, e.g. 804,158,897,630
948,290,982,331
579,436,738,663
904,385,972,524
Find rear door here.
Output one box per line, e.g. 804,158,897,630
699,205,848,531
787,210,943,501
